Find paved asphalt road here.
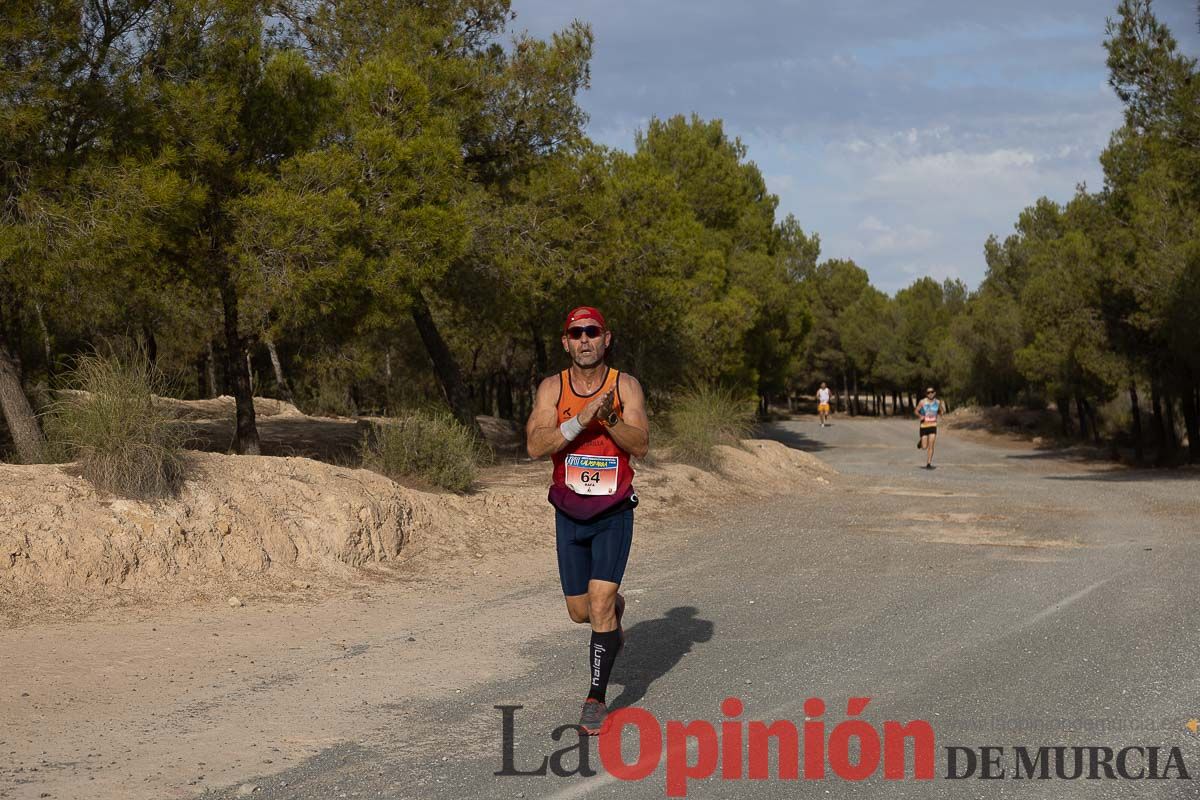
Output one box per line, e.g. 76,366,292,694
205,417,1200,799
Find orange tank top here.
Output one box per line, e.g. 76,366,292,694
549,367,636,520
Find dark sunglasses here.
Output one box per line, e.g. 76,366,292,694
566,325,603,340
926,390,936,395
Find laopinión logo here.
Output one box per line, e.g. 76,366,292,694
495,697,1195,797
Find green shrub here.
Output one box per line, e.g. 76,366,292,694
300,373,359,417
44,349,185,499
361,410,485,492
662,386,756,471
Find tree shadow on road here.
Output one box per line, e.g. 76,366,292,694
1043,468,1200,483
608,606,714,709
752,422,829,453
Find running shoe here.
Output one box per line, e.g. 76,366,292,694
579,698,608,735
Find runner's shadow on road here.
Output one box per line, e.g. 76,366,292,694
609,606,714,709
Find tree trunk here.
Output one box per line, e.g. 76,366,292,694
410,290,475,429
220,276,260,455
384,347,393,414
1163,391,1179,453
851,370,860,416
207,340,219,398
1150,380,1165,450
1056,396,1073,437
195,352,208,399
498,371,514,420
496,341,515,421
841,371,850,415
264,336,293,402
530,322,548,378
517,382,530,422
1181,372,1200,464
0,337,45,463
141,323,158,366
1074,395,1089,441
34,302,52,376
1082,397,1100,445
1129,382,1144,465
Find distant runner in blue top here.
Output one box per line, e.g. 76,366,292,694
916,386,940,469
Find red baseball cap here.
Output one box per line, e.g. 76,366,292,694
563,306,606,332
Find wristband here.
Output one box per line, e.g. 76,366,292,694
559,416,585,442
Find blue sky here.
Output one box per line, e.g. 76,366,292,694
510,0,1200,292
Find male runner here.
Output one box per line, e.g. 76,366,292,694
916,386,940,468
816,382,832,427
525,306,650,735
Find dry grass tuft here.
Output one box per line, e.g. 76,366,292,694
661,386,756,471
44,349,185,499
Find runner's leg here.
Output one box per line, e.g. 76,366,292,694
585,580,621,709
556,511,592,623
926,432,936,466
578,510,633,731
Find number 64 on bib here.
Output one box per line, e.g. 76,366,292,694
564,454,619,495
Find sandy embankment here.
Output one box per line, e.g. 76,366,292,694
0,397,833,624
0,402,835,800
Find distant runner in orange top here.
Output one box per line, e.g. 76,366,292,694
817,381,832,427
525,306,650,735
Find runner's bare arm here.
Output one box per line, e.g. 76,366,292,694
606,375,649,459
526,377,567,459
525,377,612,459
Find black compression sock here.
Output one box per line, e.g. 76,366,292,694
587,629,622,703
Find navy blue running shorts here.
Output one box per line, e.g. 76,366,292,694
555,508,634,596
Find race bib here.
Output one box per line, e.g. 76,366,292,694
565,454,619,495
923,414,937,424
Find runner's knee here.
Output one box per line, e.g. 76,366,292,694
588,592,616,623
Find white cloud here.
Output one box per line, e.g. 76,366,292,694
765,173,796,193
870,148,1038,196
900,262,961,282
856,216,938,255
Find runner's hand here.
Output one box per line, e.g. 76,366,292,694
578,389,613,426
597,391,615,422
